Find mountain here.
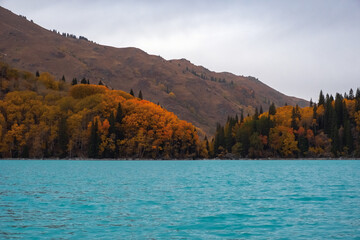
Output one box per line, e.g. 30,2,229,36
0,6,308,135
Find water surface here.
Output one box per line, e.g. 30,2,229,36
1,160,359,239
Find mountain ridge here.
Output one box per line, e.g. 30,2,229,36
0,6,308,135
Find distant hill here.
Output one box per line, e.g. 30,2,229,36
0,6,308,135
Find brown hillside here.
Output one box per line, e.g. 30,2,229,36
0,6,308,135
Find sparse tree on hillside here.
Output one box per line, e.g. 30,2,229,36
130,89,134,96
138,90,143,100
71,78,78,85
269,102,276,115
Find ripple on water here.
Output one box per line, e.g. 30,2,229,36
0,160,359,239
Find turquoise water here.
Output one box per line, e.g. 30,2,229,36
0,160,360,239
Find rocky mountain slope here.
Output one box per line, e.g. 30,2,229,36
0,6,308,135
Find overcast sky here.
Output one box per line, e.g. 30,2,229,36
1,0,360,101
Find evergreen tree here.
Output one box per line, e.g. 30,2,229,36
130,89,134,96
291,105,301,130
87,79,90,84
334,93,343,128
269,102,276,115
80,78,87,84
98,80,104,85
331,125,340,157
88,119,100,158
343,119,353,154
318,90,325,106
36,70,40,77
61,75,66,82
253,107,259,121
108,112,116,136
312,104,318,134
259,105,263,115
71,78,78,85
240,110,244,123
309,98,313,107
58,117,68,157
349,88,354,100
324,95,335,134
138,90,143,100
214,123,225,155
298,135,309,156
291,107,298,130
115,103,123,124
204,136,210,153
224,122,233,153
115,103,124,141
356,88,360,111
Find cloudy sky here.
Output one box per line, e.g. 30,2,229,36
1,0,360,101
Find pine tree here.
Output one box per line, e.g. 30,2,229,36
36,70,40,77
214,124,225,155
356,88,360,111
58,117,68,157
98,80,104,85
309,98,313,107
115,103,123,124
318,90,325,106
324,95,335,134
240,110,244,123
312,104,318,134
259,105,263,115
224,121,233,153
71,78,78,85
88,119,100,158
108,112,116,135
80,78,87,84
61,75,66,82
334,93,344,128
115,103,124,141
291,105,301,130
331,125,340,157
130,89,134,96
138,90,143,100
291,107,298,130
349,88,354,100
253,107,259,121
269,103,276,115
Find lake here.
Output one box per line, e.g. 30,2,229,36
0,160,359,239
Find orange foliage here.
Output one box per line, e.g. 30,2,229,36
70,84,108,99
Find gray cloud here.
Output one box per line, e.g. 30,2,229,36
1,0,360,101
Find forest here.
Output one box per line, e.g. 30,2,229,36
210,89,360,158
1,61,359,159
0,62,207,159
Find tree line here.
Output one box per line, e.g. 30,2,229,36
210,89,360,158
0,62,207,159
